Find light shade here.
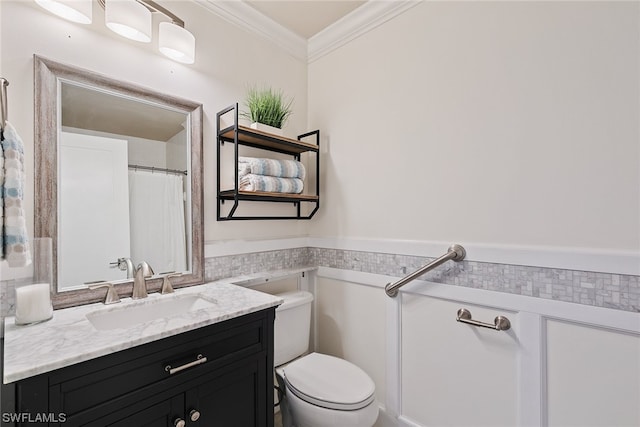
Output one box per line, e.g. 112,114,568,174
105,0,152,43
35,0,92,24
159,22,195,64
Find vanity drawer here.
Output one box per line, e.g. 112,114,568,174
47,309,271,417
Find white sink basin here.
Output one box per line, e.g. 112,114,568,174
86,294,217,331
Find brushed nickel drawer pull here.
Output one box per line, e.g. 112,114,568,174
165,354,207,375
456,308,511,331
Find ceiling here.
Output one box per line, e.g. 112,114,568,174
244,0,367,39
201,0,417,62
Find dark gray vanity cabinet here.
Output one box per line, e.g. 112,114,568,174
5,308,275,427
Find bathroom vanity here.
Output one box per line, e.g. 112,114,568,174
3,56,289,426
2,282,282,427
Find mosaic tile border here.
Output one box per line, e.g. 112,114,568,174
2,246,638,322
0,280,16,322
206,247,639,313
204,247,313,282
309,248,640,313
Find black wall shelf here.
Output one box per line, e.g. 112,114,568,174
216,103,320,221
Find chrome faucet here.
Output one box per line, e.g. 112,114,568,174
132,261,154,299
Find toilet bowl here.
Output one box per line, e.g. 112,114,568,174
274,291,379,427
276,352,379,427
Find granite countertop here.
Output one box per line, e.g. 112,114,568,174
2,268,314,384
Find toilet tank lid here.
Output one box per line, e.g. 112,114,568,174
275,290,313,311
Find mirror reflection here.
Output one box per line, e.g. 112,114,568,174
59,83,190,289
34,55,204,299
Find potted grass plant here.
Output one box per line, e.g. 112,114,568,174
241,85,293,136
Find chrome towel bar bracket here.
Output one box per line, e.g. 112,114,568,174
456,308,511,331
385,244,466,297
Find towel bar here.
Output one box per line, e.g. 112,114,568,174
456,308,511,331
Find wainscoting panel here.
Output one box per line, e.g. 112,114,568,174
546,320,640,426
314,267,640,427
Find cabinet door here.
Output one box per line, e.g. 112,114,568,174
69,394,184,427
185,357,269,427
401,294,519,427
108,395,184,427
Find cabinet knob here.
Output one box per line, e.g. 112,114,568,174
190,409,201,422
174,418,186,427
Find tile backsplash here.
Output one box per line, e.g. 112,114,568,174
205,247,313,282
2,246,638,322
308,247,639,312
205,246,638,313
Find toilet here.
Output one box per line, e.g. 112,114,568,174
274,290,379,427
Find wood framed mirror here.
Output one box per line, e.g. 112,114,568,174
34,55,203,308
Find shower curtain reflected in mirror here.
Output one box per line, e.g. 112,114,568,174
128,170,187,274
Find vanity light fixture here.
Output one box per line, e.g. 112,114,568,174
105,0,152,43
158,22,195,64
34,0,92,24
35,0,196,64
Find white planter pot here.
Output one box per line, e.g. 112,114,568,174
250,122,283,136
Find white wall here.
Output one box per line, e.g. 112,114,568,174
166,128,187,171
4,1,637,277
308,1,640,254
62,126,169,167
314,277,387,403
0,0,310,280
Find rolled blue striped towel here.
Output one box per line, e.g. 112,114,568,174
239,174,304,194
238,156,305,180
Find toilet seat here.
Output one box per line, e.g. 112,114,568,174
282,353,376,411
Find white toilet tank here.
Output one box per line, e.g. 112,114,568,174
274,291,314,367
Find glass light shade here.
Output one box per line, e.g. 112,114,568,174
159,22,196,64
35,0,92,24
105,0,152,43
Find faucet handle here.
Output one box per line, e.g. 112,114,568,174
87,281,120,305
159,272,182,295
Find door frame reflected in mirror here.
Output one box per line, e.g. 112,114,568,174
34,55,204,309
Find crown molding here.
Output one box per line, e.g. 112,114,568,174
196,0,307,61
196,0,421,64
308,0,421,63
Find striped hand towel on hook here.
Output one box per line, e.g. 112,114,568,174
1,121,31,267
